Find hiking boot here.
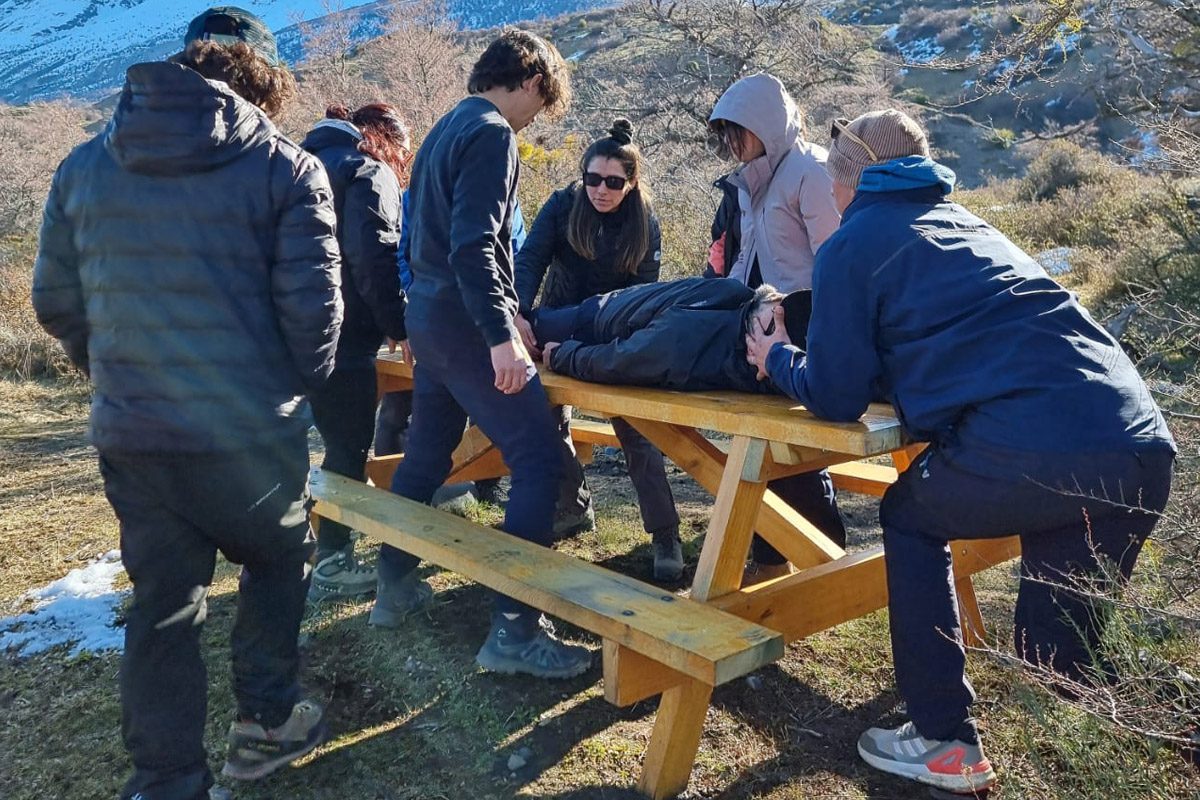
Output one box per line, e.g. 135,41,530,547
742,561,793,587
221,699,325,781
553,507,596,540
207,788,232,800
367,567,433,628
652,526,684,582
431,481,478,516
475,478,504,506
857,721,996,795
309,544,377,600
476,615,592,679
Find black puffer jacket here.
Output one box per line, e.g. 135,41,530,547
514,185,662,314
301,121,406,364
549,278,771,393
32,61,343,453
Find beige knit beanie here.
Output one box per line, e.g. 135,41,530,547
825,109,930,191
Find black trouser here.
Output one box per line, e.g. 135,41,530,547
374,389,412,458
555,407,681,534
879,443,1173,744
310,362,379,555
100,435,314,800
751,470,846,564
378,311,563,619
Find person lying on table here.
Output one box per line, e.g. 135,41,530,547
530,276,848,554
744,109,1175,798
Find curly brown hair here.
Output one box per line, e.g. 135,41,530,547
175,40,297,121
467,30,571,121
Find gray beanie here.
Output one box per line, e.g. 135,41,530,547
825,109,929,190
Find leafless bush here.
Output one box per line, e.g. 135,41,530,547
0,103,94,237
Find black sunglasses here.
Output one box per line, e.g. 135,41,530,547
582,171,627,191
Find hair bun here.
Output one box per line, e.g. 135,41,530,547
609,118,634,145
324,104,352,121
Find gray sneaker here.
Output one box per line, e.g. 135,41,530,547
476,615,592,679
652,526,684,582
222,699,325,781
367,568,433,628
857,721,995,795
309,544,377,600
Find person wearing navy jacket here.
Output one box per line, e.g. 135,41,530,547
746,109,1175,796
367,31,592,681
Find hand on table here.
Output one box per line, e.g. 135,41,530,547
514,312,541,359
745,305,791,381
387,337,414,365
491,337,534,394
541,341,559,370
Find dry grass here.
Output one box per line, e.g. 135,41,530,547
1,379,1197,800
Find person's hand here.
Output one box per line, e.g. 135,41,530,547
745,305,790,381
514,312,540,358
490,337,534,394
541,341,559,370
398,339,414,364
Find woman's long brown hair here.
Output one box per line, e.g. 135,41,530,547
325,103,413,186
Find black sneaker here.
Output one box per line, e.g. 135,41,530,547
476,615,592,679
651,526,684,582
221,699,325,781
552,507,596,540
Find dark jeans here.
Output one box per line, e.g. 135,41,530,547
374,389,413,457
310,363,379,554
377,312,563,618
100,434,314,800
751,470,846,564
529,296,602,346
879,443,1174,744
555,407,680,534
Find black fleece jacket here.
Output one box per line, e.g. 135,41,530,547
301,121,407,362
404,96,521,346
514,184,661,313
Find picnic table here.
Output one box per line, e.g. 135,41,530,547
312,354,1019,799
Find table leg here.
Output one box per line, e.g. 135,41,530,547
691,435,770,603
638,679,713,800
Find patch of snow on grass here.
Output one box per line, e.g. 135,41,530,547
897,36,944,63
0,551,127,657
1036,247,1074,276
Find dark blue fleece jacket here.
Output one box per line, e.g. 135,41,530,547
766,156,1175,460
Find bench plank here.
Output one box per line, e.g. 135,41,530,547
311,470,784,687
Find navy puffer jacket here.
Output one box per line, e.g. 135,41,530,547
32,61,343,453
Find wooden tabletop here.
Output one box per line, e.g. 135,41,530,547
376,354,904,458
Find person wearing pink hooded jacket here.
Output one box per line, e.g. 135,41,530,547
708,72,842,292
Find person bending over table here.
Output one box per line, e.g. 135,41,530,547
529,277,847,559
512,118,685,581
369,31,592,681
745,109,1175,797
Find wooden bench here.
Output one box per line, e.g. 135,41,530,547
369,357,1020,798
309,468,784,701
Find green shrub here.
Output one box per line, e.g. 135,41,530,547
990,127,1019,149
1018,140,1115,201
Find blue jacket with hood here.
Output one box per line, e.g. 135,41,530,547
766,156,1175,465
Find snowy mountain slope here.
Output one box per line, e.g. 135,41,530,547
0,0,611,104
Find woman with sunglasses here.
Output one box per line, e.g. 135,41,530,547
707,73,847,584
513,119,684,582
300,103,413,600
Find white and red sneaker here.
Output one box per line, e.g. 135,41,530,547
858,721,996,796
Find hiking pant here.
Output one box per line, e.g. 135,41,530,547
100,435,314,800
555,406,681,535
377,311,563,618
880,443,1173,744
751,470,846,563
309,362,378,555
